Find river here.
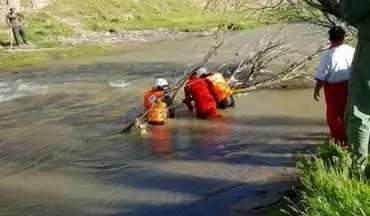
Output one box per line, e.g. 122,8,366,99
0,24,327,216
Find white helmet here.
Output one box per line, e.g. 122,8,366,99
155,78,168,87
196,67,209,77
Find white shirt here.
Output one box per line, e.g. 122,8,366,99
315,44,355,83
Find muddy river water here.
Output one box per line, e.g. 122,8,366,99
0,24,328,216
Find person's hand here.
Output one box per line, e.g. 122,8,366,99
314,89,320,101
182,98,193,112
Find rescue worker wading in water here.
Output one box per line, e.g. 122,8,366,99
143,78,175,125
200,67,235,109
183,68,223,120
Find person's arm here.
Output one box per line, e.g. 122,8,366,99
314,80,325,101
182,85,193,111
163,95,175,118
5,14,12,28
314,54,330,101
17,13,22,24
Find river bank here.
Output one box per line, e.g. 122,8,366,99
0,29,218,70
0,0,307,71
0,0,281,70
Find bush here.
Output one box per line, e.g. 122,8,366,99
296,142,370,216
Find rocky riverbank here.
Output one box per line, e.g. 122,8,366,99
0,28,217,50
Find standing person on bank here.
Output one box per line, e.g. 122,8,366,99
6,7,29,46
313,26,355,147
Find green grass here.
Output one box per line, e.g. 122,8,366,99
0,44,129,69
25,12,75,42
1,0,279,49
43,0,277,32
295,142,370,216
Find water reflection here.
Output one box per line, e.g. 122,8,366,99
144,115,236,161
147,125,174,159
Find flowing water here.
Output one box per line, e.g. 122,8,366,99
0,24,328,216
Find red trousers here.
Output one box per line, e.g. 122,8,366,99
323,81,348,146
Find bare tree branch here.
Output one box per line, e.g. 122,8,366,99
225,29,357,93
302,0,340,19
223,28,294,88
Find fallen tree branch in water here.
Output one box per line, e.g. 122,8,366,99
223,33,328,92
226,29,358,92
246,43,327,90
223,28,294,88
120,0,358,136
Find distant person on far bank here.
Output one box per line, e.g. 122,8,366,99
6,7,28,45
313,26,355,147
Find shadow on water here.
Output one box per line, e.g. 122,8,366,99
94,117,323,216
101,178,296,216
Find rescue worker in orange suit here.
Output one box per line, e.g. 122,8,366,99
313,26,355,147
182,68,223,120
200,67,235,109
143,78,175,125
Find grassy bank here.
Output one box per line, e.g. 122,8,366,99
42,0,276,32
0,44,129,69
2,0,279,45
265,142,370,216
0,0,302,70
292,142,370,215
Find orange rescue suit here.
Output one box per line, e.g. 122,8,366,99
143,89,168,124
206,72,234,103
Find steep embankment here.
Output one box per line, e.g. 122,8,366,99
2,0,275,47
